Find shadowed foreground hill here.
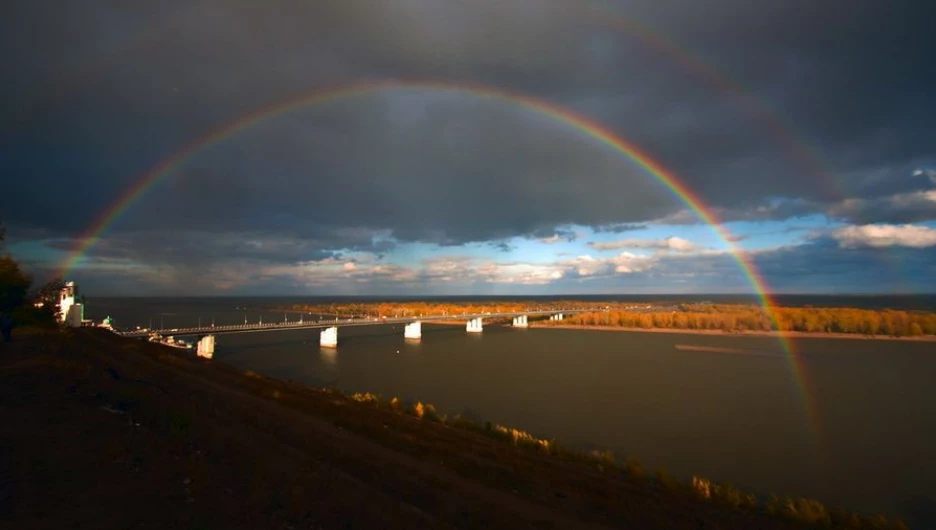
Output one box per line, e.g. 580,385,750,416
0,329,866,529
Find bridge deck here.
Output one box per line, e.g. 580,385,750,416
116,309,589,338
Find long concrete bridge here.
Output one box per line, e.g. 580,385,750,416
117,309,588,356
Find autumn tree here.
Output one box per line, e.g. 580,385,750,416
551,304,936,338
31,277,64,320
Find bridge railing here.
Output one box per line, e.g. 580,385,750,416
117,308,592,337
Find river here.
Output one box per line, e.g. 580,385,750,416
86,297,936,527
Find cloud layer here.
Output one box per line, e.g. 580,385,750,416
1,1,933,293
833,224,936,249
590,236,697,252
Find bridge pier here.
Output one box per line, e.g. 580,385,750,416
404,321,422,340
466,317,483,333
196,335,215,359
549,313,564,321
512,315,528,327
320,326,338,348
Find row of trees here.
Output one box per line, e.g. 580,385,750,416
283,299,936,337
547,305,936,337
285,301,601,318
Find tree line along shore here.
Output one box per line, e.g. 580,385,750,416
283,301,936,338
540,305,936,338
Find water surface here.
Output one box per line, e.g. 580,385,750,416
87,298,936,527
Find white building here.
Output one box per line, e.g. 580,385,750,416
58,281,84,327
197,335,215,358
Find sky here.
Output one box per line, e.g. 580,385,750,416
1,0,934,296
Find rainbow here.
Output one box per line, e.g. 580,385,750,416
60,79,821,440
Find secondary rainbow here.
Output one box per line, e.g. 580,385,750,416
579,1,842,199
60,79,822,440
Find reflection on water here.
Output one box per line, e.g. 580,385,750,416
320,348,338,366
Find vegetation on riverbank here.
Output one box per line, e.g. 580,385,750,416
283,301,603,318
542,305,936,337
283,300,936,338
344,391,908,529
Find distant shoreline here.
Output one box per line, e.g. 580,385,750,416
529,324,936,341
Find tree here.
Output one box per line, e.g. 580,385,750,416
33,277,65,320
1,221,40,316
0,255,31,312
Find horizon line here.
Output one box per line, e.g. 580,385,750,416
82,292,936,298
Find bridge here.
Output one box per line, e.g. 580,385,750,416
116,309,588,356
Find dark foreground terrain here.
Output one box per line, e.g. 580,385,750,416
0,328,885,529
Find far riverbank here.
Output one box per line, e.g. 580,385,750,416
531,324,936,342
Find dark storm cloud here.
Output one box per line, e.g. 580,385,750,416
657,167,936,225
592,224,648,234
1,0,933,273
751,240,936,293
103,95,680,243
826,194,936,225
25,227,398,294
491,242,517,253
47,228,391,268
655,198,818,225
561,241,936,294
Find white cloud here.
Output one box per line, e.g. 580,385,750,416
480,262,564,284
892,189,936,206
913,168,936,183
559,252,654,277
609,252,655,273
826,189,936,220
563,254,605,277
589,236,698,252
832,224,936,248
253,247,665,289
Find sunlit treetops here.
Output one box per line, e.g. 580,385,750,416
284,302,936,337
546,305,936,337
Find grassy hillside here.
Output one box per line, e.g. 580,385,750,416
0,328,907,529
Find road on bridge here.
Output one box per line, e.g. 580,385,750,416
115,309,592,338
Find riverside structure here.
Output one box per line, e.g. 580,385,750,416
114,309,592,350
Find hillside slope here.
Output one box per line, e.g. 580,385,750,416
2,328,817,529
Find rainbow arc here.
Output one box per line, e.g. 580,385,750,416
59,80,822,443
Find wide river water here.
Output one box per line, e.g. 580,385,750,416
87,297,936,527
